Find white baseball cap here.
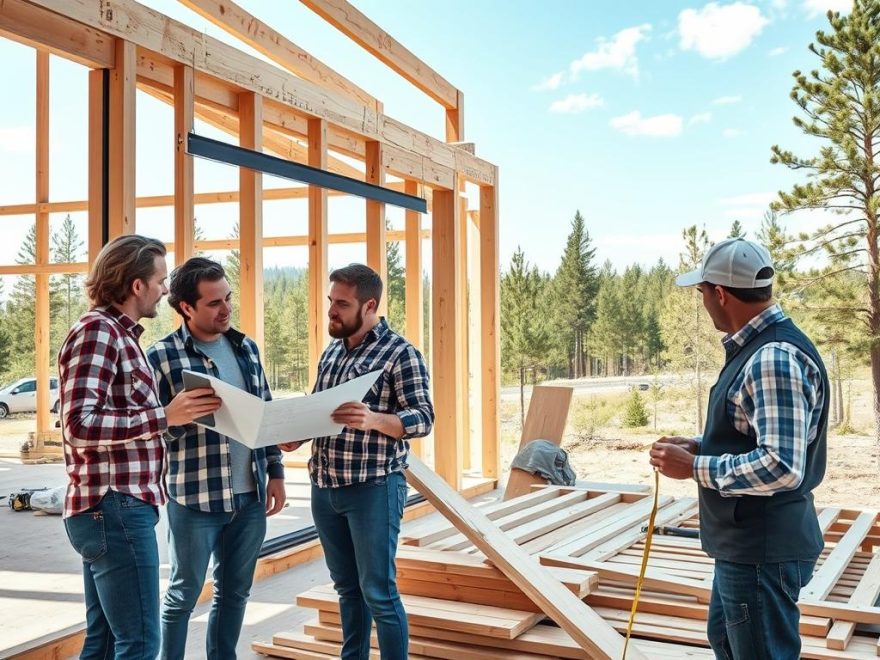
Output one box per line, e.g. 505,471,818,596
675,238,774,288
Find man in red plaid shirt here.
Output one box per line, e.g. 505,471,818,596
58,235,221,660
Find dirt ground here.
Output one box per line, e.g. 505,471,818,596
499,376,880,510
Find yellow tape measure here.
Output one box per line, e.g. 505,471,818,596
621,470,659,660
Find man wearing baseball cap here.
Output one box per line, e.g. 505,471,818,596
649,237,828,659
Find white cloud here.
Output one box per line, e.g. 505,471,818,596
609,111,683,137
570,24,652,79
532,72,564,91
771,0,788,9
803,0,852,16
678,3,769,60
689,112,712,124
712,95,742,105
549,93,605,114
769,46,788,56
722,128,745,138
0,126,35,154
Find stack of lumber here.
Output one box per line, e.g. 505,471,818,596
254,459,880,659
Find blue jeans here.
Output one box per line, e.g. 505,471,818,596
64,490,161,660
161,492,266,660
311,472,408,660
707,558,816,660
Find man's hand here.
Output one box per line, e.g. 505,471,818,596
165,388,221,427
331,401,377,431
649,437,698,480
265,477,286,516
277,441,305,452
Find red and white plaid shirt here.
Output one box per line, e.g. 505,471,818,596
59,306,168,517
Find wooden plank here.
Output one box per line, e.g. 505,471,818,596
405,456,645,659
307,117,329,386
0,0,114,69
296,585,542,639
458,188,470,471
802,511,875,601
35,49,51,438
238,91,264,351
173,64,194,266
503,385,574,500
798,598,880,624
826,550,880,649
0,263,90,276
479,184,500,479
403,179,424,458
108,38,136,237
431,183,462,489
178,0,379,111
446,89,464,141
299,0,459,109
365,140,387,315
297,622,559,660
87,68,104,265
582,560,712,602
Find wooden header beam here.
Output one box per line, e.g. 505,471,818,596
299,0,459,110
179,0,380,113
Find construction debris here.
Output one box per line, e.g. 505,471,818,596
254,459,880,659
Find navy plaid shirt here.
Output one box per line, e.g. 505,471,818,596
310,318,433,488
693,304,825,496
146,323,283,512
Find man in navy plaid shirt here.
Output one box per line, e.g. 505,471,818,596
146,257,286,660
280,264,433,660
650,238,828,660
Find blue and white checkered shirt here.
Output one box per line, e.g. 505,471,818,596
693,304,825,497
310,318,433,488
146,324,284,512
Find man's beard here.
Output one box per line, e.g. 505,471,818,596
328,305,364,339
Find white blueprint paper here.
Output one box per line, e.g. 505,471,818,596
182,369,382,449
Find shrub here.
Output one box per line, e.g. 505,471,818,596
622,388,649,428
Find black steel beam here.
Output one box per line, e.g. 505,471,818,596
187,133,427,213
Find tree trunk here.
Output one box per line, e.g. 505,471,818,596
866,202,880,465
519,366,525,428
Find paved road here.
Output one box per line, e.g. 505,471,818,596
500,374,678,402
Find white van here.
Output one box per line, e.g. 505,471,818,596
0,377,60,419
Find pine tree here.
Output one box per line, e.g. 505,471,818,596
660,226,723,433
770,0,880,452
51,214,87,359
4,225,64,377
501,248,550,425
386,219,406,333
551,211,599,378
728,220,746,238
622,388,649,427
590,262,622,376
225,222,241,329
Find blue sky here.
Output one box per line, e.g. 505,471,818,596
0,0,854,286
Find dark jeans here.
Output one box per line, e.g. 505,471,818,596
707,558,816,660
64,490,160,660
311,472,408,660
161,492,266,660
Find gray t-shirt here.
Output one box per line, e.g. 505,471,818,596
193,334,257,494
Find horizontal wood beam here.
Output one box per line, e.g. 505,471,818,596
0,262,89,275
165,228,431,252
299,0,459,109
0,0,114,69
179,0,380,112
0,181,417,217
25,0,495,187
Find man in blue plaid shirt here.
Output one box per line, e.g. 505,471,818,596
146,258,286,660
650,238,828,660
280,264,433,660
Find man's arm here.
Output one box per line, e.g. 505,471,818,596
692,344,821,496
391,344,434,438
146,345,187,441
61,319,167,447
